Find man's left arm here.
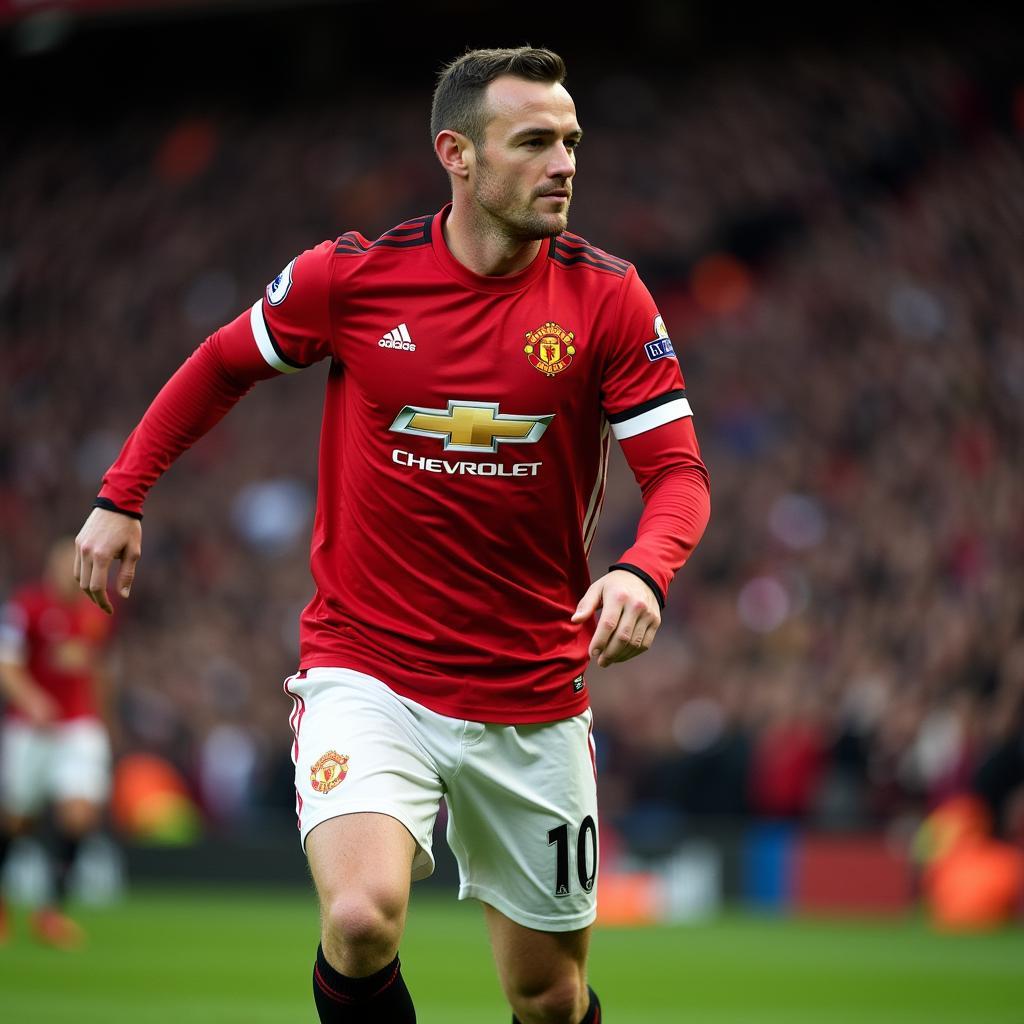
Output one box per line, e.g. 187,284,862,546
572,415,710,666
574,263,711,666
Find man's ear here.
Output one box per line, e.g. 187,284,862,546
434,129,474,180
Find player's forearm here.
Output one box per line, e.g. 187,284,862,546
98,329,272,514
613,464,710,603
0,661,42,707
614,419,711,606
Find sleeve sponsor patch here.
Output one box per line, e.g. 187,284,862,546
266,257,296,306
644,314,675,362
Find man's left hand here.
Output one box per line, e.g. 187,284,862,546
571,569,661,668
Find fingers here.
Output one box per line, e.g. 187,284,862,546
86,551,114,614
116,544,141,599
74,508,143,614
575,571,661,667
570,580,602,623
588,604,623,666
616,620,659,665
593,597,648,666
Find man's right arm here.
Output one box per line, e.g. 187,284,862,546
75,241,338,612
0,600,58,723
0,660,59,725
75,322,273,612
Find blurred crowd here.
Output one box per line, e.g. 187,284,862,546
3,40,1023,847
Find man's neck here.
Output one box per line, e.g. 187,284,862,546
444,201,542,277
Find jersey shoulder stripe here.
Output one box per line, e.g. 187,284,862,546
334,215,432,256
550,246,630,277
552,241,630,273
550,234,630,277
557,231,630,270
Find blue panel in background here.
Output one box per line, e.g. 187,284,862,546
742,822,797,910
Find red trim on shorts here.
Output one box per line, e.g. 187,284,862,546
284,672,306,762
587,717,597,782
283,672,307,831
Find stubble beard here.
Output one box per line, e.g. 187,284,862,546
473,161,570,242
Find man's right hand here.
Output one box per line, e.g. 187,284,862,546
20,686,60,727
74,508,143,614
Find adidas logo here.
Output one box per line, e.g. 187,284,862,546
378,323,415,352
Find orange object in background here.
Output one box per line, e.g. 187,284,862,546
111,753,201,844
918,794,1024,931
927,840,1024,931
596,871,663,926
915,794,991,862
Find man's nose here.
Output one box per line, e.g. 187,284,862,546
549,143,576,178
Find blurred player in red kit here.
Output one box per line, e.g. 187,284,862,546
0,537,114,949
73,47,710,1022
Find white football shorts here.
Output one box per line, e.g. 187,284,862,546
285,666,599,932
0,717,112,816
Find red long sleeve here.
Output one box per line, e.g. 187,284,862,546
98,310,277,515
611,415,711,607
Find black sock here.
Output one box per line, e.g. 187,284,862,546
512,984,601,1024
313,943,416,1023
53,832,82,907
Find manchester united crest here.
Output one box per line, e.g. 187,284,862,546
524,322,576,376
310,751,349,794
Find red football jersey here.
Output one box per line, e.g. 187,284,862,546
0,585,111,721
100,202,708,723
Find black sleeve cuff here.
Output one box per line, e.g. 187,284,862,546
93,497,143,521
609,563,665,610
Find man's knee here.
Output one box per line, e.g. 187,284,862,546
308,812,417,971
322,888,405,957
510,973,586,1024
56,798,101,835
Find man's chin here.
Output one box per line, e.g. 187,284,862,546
524,210,570,239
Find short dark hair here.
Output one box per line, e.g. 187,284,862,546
430,46,567,150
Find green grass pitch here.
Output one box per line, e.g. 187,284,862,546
1,887,1022,1023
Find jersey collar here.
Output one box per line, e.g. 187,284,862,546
430,202,552,294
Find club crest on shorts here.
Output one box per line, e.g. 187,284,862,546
310,751,349,793
524,322,576,376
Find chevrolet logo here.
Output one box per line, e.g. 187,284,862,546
390,400,554,453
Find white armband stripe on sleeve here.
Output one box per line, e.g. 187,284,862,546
250,301,303,375
610,396,692,440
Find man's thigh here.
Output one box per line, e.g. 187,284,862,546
306,810,418,911
0,719,50,817
444,707,599,932
306,812,419,976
